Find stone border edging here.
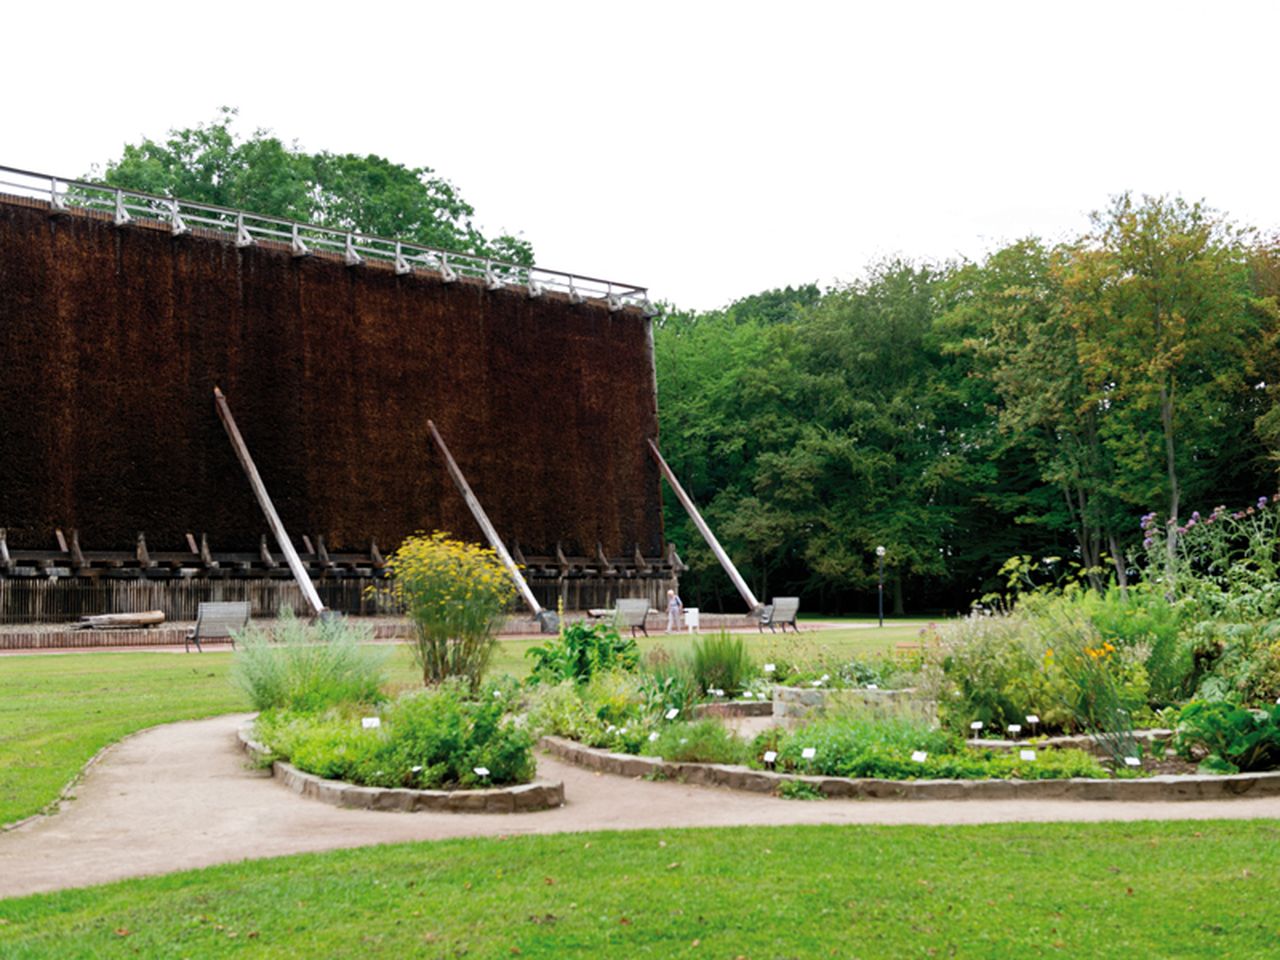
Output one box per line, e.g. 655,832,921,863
691,700,773,718
539,735,1280,802
238,726,564,813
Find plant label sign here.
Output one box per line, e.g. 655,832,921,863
362,717,381,729
763,750,778,763
1019,749,1036,762
1025,714,1040,725
970,721,984,731
911,751,928,763
801,747,817,760
1124,756,1142,767
665,708,680,720
764,663,776,674
1007,724,1022,736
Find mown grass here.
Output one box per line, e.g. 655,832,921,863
2,821,1279,957
0,623,915,827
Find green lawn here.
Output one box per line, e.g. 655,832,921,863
0,624,914,827
3,821,1278,957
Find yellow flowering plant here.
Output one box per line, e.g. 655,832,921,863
383,532,517,689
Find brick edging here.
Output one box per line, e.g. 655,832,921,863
239,726,564,813
538,735,1280,802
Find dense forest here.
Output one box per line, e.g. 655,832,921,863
655,195,1280,615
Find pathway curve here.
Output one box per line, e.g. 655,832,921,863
3,713,1280,899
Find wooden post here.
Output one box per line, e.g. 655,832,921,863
426,419,554,630
213,387,325,617
647,438,762,613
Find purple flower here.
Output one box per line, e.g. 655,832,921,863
1143,537,1154,549
1186,518,1197,528
1191,511,1201,521
1259,496,1269,508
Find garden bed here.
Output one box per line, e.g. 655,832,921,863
772,684,935,722
239,725,564,813
539,735,1280,802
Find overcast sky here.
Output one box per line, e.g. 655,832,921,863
5,1,1277,310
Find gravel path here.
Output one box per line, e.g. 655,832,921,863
3,713,1280,899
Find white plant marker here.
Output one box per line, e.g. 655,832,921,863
811,680,823,687
1025,714,1040,725
473,766,490,777
666,708,680,720
649,732,660,743
1007,724,1022,737
911,751,928,763
970,721,984,733
743,691,754,699
1124,756,1142,767
362,717,381,729
867,683,879,690
411,765,423,773
801,747,817,760
763,750,778,764
764,663,776,674
1019,749,1036,762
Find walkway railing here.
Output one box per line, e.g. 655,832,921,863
0,164,654,314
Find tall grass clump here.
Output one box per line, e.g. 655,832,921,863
384,531,516,690
690,630,756,696
232,609,389,711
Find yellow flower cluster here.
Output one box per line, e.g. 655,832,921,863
1084,641,1116,661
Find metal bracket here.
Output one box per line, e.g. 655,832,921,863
394,242,412,275
344,233,363,266
485,262,504,291
290,224,309,257
440,253,458,283
49,178,66,211
235,212,254,248
527,279,544,298
170,198,189,236
568,279,585,304
607,293,624,312
113,190,131,226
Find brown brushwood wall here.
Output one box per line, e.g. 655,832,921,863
0,199,663,555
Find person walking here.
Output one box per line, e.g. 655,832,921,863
666,588,684,633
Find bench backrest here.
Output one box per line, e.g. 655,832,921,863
194,601,251,638
613,598,651,627
769,597,800,622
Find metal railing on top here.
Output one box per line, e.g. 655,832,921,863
0,164,655,314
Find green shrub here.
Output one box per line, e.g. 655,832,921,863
524,672,654,753
756,709,1108,780
525,620,639,685
231,610,388,712
778,780,824,800
638,645,699,717
1174,700,1280,773
642,719,748,765
384,532,516,690
690,630,756,697
255,681,534,789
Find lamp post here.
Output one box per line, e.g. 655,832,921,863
876,546,886,628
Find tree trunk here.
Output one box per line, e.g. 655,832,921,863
892,573,905,616
1108,533,1129,597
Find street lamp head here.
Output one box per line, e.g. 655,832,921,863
875,546,886,557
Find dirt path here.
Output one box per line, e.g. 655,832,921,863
3,713,1280,899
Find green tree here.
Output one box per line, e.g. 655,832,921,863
92,107,533,265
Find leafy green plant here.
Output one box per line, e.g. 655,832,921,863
690,630,756,697
231,609,388,711
1173,700,1280,773
778,780,824,800
383,532,516,690
525,620,639,685
255,680,534,789
524,672,654,753
642,719,748,765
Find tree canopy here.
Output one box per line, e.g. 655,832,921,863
92,108,533,266
656,195,1280,614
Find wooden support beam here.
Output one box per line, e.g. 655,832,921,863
426,419,554,630
259,535,278,568
214,386,325,617
70,529,87,571
199,533,218,569
0,528,12,574
136,532,154,568
647,438,762,613
55,528,68,553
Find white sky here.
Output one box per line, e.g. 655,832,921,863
4,0,1277,310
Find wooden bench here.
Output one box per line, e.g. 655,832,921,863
613,598,652,638
758,596,800,634
185,601,251,653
